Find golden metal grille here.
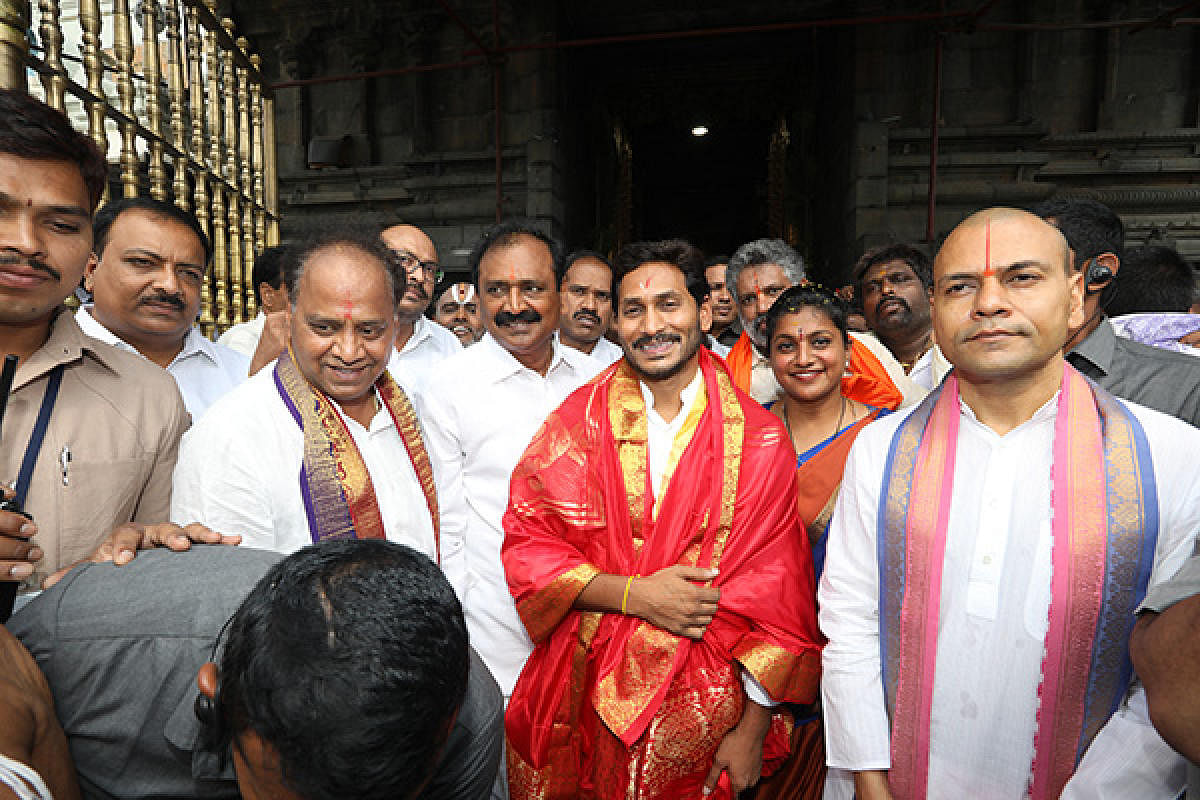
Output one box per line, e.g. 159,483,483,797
1,0,279,337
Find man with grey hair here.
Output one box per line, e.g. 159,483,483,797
723,238,922,407
723,239,807,402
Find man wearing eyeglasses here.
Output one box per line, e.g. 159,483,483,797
381,224,463,394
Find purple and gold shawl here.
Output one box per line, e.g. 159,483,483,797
878,365,1158,799
273,349,440,556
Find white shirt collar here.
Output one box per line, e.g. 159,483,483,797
640,368,705,430
76,306,220,368
474,331,585,384
400,315,433,355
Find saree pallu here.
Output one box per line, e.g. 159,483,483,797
879,366,1158,799
727,333,904,411
503,349,822,800
754,406,885,800
273,349,440,551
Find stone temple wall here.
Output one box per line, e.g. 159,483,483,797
229,0,1200,277
841,0,1200,278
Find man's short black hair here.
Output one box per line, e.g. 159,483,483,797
853,243,933,292
93,196,213,264
211,540,469,800
468,220,564,287
1031,197,1125,269
0,89,107,212
251,244,288,304
702,254,729,270
283,226,399,308
561,249,614,293
614,239,709,307
1108,245,1197,316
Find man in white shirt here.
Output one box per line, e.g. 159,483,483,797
216,243,288,366
819,207,1200,800
557,249,622,366
381,224,462,392
79,197,249,419
431,273,485,346
171,229,441,564
421,221,603,704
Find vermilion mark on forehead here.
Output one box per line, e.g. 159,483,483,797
340,295,355,320
982,220,995,278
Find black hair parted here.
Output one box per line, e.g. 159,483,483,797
853,242,933,291
93,196,213,264
0,89,108,212
1108,245,1197,316
282,225,400,308
468,219,564,286
614,239,709,307
765,283,851,346
252,244,289,300
1031,197,1124,269
212,539,469,800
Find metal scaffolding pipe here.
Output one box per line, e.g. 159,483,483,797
492,0,502,222
466,9,975,57
926,29,944,242
270,57,486,90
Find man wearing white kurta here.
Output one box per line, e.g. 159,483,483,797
388,313,462,391
382,224,463,394
819,208,1200,800
421,224,603,701
171,230,440,565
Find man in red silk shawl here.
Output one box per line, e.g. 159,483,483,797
502,239,821,800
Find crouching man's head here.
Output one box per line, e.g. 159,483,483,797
195,539,469,800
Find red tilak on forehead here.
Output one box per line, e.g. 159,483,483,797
982,219,995,278
340,295,355,320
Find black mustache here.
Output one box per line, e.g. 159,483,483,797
495,309,541,326
405,279,429,301
0,252,61,282
139,290,186,310
573,310,601,325
877,296,910,314
632,333,681,350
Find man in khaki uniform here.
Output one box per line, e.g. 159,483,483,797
0,89,190,587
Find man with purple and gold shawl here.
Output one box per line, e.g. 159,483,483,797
171,229,443,567
819,208,1200,800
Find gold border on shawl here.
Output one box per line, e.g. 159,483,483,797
1038,373,1110,798
509,611,604,800
733,639,821,704
1078,388,1149,753
609,362,648,554
518,563,603,644
707,365,743,568
278,349,385,540
593,358,747,743
592,623,683,740
377,372,441,546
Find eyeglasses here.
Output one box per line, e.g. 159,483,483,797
393,250,445,283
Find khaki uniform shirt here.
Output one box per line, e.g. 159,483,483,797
0,310,189,583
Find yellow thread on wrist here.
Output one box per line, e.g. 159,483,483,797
621,575,636,615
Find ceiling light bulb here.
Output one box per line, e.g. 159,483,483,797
691,125,708,137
